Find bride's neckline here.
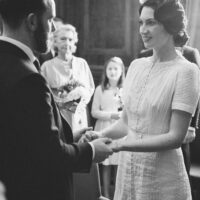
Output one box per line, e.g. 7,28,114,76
148,52,181,65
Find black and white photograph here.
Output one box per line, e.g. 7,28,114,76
0,0,200,200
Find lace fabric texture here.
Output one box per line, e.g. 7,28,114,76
114,55,200,200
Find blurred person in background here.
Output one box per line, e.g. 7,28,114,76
41,24,95,132
91,56,125,199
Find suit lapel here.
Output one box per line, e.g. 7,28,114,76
0,40,38,73
0,40,74,143
50,92,74,143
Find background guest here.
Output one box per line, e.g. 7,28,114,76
91,56,125,198
41,24,95,132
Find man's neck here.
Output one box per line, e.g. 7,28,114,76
0,35,35,63
2,25,33,51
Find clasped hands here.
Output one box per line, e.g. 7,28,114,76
79,129,121,152
75,127,120,163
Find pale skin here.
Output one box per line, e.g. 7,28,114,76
84,6,193,153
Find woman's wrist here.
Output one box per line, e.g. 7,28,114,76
98,131,104,138
112,140,123,152
117,140,123,151
110,113,113,119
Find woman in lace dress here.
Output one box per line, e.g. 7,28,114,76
86,0,200,199
41,24,94,132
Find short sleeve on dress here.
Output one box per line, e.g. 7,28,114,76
172,62,200,115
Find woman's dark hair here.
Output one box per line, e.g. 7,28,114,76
139,0,189,47
101,57,125,92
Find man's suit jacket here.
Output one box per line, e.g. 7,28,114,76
0,40,93,200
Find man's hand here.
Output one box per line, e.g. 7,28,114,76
74,127,93,142
63,101,78,113
91,138,113,163
79,131,99,143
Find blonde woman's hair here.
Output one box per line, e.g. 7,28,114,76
53,24,78,53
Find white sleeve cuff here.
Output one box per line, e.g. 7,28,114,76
88,142,95,160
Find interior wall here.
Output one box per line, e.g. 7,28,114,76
186,0,200,51
54,0,141,67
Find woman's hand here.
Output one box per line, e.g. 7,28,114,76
62,87,82,102
111,112,121,120
183,126,196,144
63,101,78,113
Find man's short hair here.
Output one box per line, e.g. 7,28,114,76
0,0,46,29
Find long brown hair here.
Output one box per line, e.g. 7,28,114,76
101,57,125,92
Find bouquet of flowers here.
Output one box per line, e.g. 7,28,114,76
53,78,84,104
114,88,124,111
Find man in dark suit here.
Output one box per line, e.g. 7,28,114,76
138,46,200,175
0,1,112,200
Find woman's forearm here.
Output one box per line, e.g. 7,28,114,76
118,132,183,152
92,110,112,121
100,118,128,139
118,110,191,152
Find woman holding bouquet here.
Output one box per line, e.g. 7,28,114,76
85,0,200,199
41,24,95,132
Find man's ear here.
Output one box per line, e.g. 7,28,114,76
26,13,38,31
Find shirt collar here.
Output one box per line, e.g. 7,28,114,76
0,36,36,63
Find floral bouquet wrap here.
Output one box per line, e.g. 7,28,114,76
52,78,85,105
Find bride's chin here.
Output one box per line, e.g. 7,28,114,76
143,42,152,49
